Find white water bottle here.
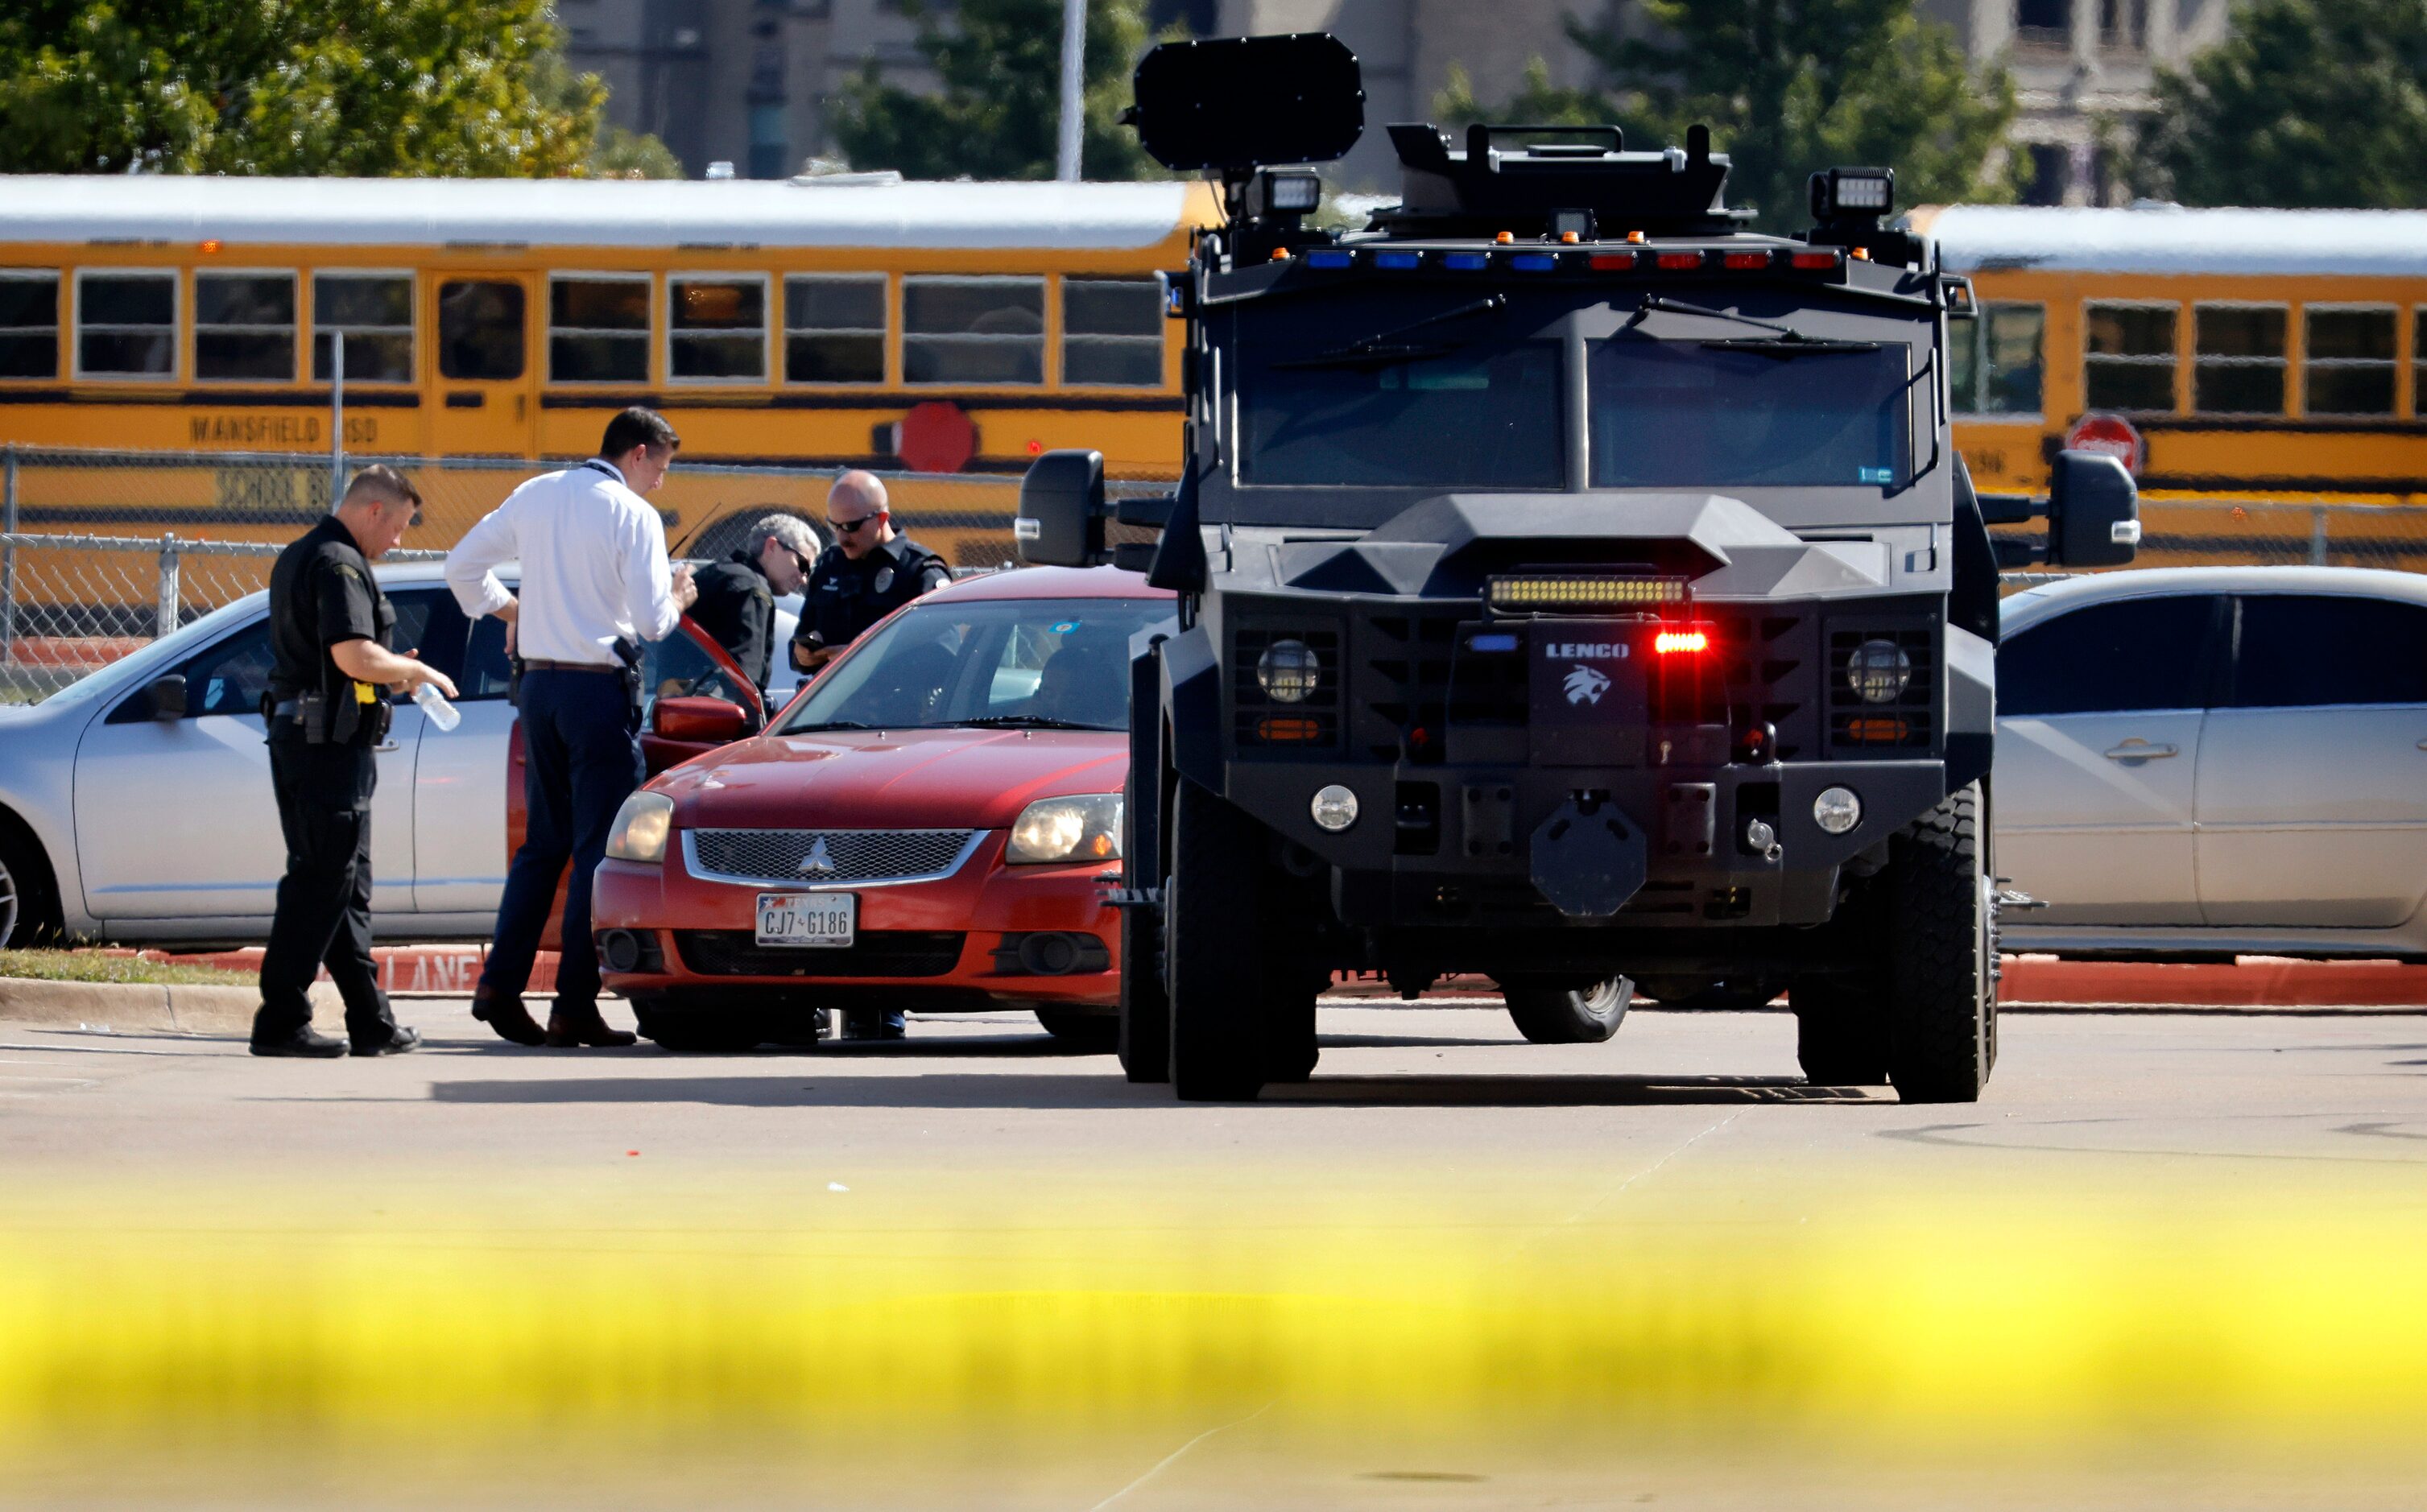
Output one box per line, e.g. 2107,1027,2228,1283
413,680,461,732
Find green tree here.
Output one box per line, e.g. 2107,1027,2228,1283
0,0,672,177
830,0,1165,180
1438,2,2023,232
2129,0,2427,207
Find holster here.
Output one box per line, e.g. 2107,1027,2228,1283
612,636,643,717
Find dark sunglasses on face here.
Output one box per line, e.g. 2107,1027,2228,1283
830,514,877,535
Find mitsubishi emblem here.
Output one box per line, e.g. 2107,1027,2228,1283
798,837,837,874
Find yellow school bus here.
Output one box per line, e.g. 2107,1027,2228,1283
1916,204,2427,506
0,172,1217,557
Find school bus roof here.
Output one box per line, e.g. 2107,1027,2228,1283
1912,203,2427,279
0,175,1215,252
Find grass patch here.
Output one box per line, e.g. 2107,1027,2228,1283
0,948,253,986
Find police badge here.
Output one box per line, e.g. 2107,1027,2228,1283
874,566,895,593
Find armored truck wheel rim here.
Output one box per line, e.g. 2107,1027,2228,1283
1027,32,2133,1104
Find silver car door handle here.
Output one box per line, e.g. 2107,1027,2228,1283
374,741,403,753
2102,741,2178,761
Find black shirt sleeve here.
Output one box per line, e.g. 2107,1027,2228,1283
313,547,381,647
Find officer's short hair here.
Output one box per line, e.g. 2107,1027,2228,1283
600,407,680,461
745,514,821,563
341,464,421,520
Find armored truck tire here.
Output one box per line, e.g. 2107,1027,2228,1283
1881,783,1997,1104
1118,893,1172,1082
1261,965,1321,1083
1790,978,1888,1086
1036,1007,1120,1050
1500,976,1631,1044
1165,780,1271,1101
631,994,771,1054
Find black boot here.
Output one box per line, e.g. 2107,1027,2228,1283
251,1025,348,1058
471,990,547,1047
351,1025,423,1056
546,1002,638,1048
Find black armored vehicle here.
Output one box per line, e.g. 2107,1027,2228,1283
1018,33,2137,1103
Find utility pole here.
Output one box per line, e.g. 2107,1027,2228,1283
1056,0,1086,182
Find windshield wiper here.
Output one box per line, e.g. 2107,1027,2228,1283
1619,295,1878,353
949,715,1119,731
1276,295,1508,370
784,720,874,733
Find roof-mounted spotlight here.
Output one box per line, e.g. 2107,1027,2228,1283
1124,33,1364,173
1810,167,1894,221
1250,171,1324,218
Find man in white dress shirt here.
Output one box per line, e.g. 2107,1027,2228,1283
444,407,698,1047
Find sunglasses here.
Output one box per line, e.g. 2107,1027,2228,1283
829,514,879,535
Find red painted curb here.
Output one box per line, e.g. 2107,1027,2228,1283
137,944,559,996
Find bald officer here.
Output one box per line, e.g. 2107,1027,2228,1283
789,471,950,675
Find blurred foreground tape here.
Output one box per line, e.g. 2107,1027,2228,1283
3,1198,2426,1455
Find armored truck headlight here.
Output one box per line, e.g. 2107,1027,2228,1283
1007,794,1123,865
1813,787,1862,836
1846,638,1912,704
1256,638,1322,703
1310,785,1360,832
606,791,676,864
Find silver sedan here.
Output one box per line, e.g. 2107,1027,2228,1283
1996,565,2427,959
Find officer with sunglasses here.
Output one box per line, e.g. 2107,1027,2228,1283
693,513,817,695
791,471,950,677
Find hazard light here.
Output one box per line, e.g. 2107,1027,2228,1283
1653,629,1709,655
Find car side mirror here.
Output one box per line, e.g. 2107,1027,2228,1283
1015,448,1104,567
2046,451,2140,568
147,675,187,721
652,695,749,744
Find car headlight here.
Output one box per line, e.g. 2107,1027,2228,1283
606,791,676,863
1255,638,1321,703
1007,793,1123,865
1846,638,1912,704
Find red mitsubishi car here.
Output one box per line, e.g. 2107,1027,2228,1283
590,566,1173,1052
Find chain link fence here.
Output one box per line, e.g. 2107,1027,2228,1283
0,444,1173,705
5,444,2426,703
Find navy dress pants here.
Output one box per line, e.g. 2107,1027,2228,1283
482,668,643,1011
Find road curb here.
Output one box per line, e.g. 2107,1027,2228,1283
121,944,560,997
0,977,344,1035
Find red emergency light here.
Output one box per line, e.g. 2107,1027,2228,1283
1653,629,1709,655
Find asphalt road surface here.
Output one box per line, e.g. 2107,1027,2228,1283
4,998,2425,1509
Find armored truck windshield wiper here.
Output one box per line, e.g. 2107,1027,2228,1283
1275,294,1508,369
1619,295,1879,353
947,715,1119,731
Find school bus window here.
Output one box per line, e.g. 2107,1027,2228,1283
313,273,414,383
2083,301,2176,412
2303,306,2395,417
76,269,177,379
903,275,1044,385
1061,276,1164,387
668,275,767,382
549,275,651,383
438,279,525,382
784,274,885,383
2413,308,2427,417
1949,300,2042,415
0,271,59,380
195,271,297,382
2193,303,2287,415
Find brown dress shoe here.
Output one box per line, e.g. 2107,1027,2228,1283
546,1003,638,1048
471,991,547,1047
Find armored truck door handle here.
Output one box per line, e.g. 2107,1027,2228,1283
2102,740,2177,761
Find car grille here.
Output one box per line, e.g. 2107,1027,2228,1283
673,930,968,978
686,828,981,885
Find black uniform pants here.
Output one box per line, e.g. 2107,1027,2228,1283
254,734,397,1043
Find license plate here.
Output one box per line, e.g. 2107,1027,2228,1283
755,891,857,948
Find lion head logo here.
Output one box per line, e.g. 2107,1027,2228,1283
1563,663,1611,706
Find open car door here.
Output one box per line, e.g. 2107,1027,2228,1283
503,619,767,952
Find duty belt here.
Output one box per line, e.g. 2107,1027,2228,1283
519,659,622,673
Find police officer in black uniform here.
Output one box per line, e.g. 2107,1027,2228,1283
250,466,457,1058
791,471,950,676
790,470,949,1040
691,514,817,693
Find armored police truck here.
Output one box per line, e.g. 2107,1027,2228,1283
1017,33,2137,1103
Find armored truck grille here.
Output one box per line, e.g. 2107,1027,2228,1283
1825,627,1937,752
1231,626,1342,749
1359,611,1462,760
687,828,980,884
1705,612,1812,761
675,930,967,978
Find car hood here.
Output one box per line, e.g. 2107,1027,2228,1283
653,727,1128,831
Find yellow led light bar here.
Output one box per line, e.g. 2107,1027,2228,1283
1487,575,1687,611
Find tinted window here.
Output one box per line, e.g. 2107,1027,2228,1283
643,627,759,721
79,271,176,378
1243,341,1564,488
0,271,60,380
2231,594,2427,708
784,598,1170,733
1590,338,1912,489
1999,595,2220,717
314,274,415,382
785,274,886,383
412,585,513,700
194,271,297,382
179,620,277,718
903,275,1044,384
438,279,525,381
549,276,650,383
1062,276,1164,386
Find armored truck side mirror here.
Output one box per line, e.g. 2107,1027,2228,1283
2046,451,2140,568
1016,449,1106,568
147,675,187,721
